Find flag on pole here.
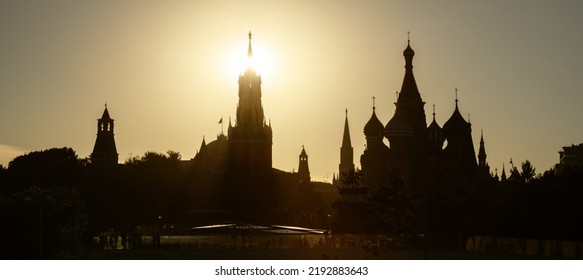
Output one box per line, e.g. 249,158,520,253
218,117,223,124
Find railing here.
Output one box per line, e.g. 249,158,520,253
466,236,583,259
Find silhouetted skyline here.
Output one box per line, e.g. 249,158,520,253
2,1,583,181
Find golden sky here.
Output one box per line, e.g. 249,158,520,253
1,0,583,181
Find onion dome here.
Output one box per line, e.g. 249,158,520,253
442,98,470,139
428,105,443,144
398,37,422,103
364,101,384,138
403,40,415,58
364,110,383,138
384,110,413,140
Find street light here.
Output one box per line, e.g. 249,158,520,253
327,214,331,235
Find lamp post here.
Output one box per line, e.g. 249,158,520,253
327,214,331,235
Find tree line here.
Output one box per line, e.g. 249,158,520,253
0,147,190,259
332,160,583,244
2,146,582,258
0,146,334,259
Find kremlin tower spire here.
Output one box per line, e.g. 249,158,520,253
227,32,273,222
339,109,355,176
234,31,267,133
478,130,490,175
478,130,487,167
91,104,118,165
229,31,272,170
298,145,311,184
247,31,253,58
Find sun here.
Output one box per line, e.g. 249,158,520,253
227,33,274,79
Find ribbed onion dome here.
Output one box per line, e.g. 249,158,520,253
428,117,443,144
384,110,413,140
442,105,469,139
364,109,384,138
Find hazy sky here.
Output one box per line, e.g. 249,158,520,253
1,0,582,181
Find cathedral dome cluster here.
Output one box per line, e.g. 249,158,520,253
356,39,489,186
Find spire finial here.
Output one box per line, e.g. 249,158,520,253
407,31,410,44
247,31,253,58
105,103,107,109
455,88,459,108
372,96,376,111
345,108,348,117
432,104,436,117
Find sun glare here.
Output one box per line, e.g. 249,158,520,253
227,43,274,79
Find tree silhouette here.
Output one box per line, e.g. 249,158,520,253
6,147,84,190
333,169,415,234
0,185,88,259
0,148,88,259
125,150,181,169
521,160,536,183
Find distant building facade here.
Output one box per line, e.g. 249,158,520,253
556,143,583,173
